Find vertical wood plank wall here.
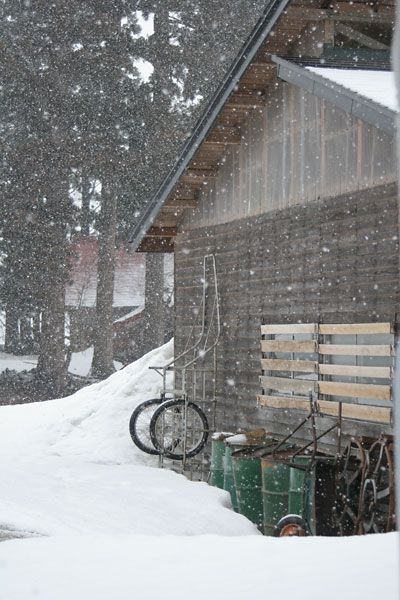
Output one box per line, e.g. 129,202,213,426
182,81,396,230
174,184,399,448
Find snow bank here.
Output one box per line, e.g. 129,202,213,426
1,532,398,600
67,346,122,376
0,339,258,537
0,340,175,465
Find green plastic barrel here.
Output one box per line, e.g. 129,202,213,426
232,449,263,528
288,456,316,534
223,444,239,512
261,455,291,536
288,456,311,515
210,433,233,489
223,431,271,514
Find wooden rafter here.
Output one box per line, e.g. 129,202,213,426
163,198,197,209
286,5,395,24
146,226,177,238
226,92,265,109
181,168,218,184
136,237,175,253
204,126,242,145
335,22,390,50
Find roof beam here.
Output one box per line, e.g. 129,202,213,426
286,5,395,24
226,92,265,109
181,169,218,184
335,22,390,50
204,126,242,145
163,199,197,209
136,237,175,253
190,159,220,170
146,226,177,238
171,186,196,200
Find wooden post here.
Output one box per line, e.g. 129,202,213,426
324,19,335,47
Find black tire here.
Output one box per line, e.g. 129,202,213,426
274,515,308,537
129,398,163,455
150,398,209,460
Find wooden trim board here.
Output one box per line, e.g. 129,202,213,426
318,364,391,379
257,395,392,424
260,375,317,394
319,344,393,356
261,323,393,335
261,340,317,353
318,380,391,401
261,323,317,334
319,323,393,335
261,359,317,373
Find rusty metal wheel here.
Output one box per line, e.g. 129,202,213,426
361,438,395,534
334,438,368,535
274,515,308,537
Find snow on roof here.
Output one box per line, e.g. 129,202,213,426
306,67,398,113
66,238,145,308
113,306,144,324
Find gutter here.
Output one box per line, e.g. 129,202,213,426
129,0,291,251
272,55,396,134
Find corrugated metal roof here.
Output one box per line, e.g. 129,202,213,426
306,67,398,112
273,56,396,134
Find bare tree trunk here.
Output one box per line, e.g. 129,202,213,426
4,305,19,354
35,172,69,397
91,181,117,378
142,252,165,355
20,316,34,354
32,312,41,351
36,276,66,396
81,169,91,236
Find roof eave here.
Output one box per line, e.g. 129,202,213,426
129,0,291,251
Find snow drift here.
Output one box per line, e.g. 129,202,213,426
0,339,258,537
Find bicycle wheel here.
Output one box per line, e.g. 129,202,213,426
129,398,163,455
149,398,209,460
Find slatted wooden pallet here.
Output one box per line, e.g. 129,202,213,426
258,322,395,424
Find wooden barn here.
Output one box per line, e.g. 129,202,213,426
130,0,398,466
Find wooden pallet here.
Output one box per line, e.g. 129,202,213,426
259,322,394,424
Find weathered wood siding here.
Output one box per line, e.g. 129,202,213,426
182,81,396,229
174,183,398,450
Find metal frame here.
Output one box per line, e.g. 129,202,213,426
149,254,221,474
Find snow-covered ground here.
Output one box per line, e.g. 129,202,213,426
0,347,122,377
0,340,398,599
2,532,397,600
0,352,38,373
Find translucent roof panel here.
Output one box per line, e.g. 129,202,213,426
306,67,398,113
